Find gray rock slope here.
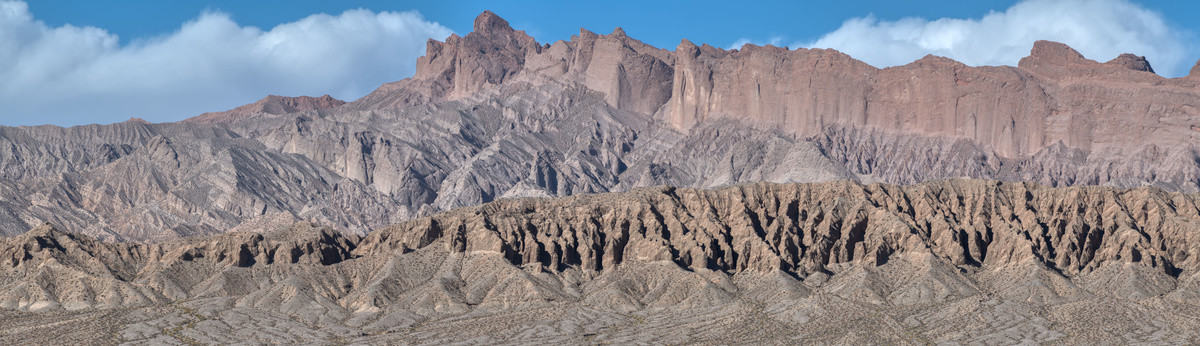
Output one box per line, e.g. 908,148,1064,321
0,76,852,241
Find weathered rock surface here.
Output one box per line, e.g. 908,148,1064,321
3,180,1200,343
665,39,1200,160
1106,53,1155,73
0,73,851,241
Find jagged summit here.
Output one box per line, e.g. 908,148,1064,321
1107,53,1155,72
1021,40,1090,65
22,221,61,238
364,12,1188,158
1018,39,1165,76
472,10,513,33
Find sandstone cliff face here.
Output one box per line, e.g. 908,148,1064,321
665,40,1200,159
379,15,1200,162
668,42,877,137
4,180,1200,343
354,12,1200,179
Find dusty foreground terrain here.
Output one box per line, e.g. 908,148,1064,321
4,179,1200,344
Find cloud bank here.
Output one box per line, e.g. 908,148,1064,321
0,1,452,126
803,0,1194,77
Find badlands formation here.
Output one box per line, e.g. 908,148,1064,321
1,11,1200,344
5,180,1200,344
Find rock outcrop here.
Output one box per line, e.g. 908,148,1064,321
663,39,1198,159
355,12,675,116
185,95,345,124
1106,53,1155,73
367,20,1200,162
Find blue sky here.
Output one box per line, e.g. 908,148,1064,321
4,0,1198,126
28,1,1024,51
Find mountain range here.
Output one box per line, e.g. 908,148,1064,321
3,11,1200,344
3,12,1199,242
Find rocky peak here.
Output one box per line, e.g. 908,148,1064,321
1014,40,1162,81
473,10,513,34
1191,60,1200,78
576,28,597,40
24,222,63,238
911,54,966,69
677,39,701,58
698,43,727,57
460,11,536,48
1105,53,1155,73
408,11,539,100
11,222,97,259
1019,40,1088,68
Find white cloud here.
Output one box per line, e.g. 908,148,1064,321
729,36,786,50
0,1,452,126
803,0,1195,77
